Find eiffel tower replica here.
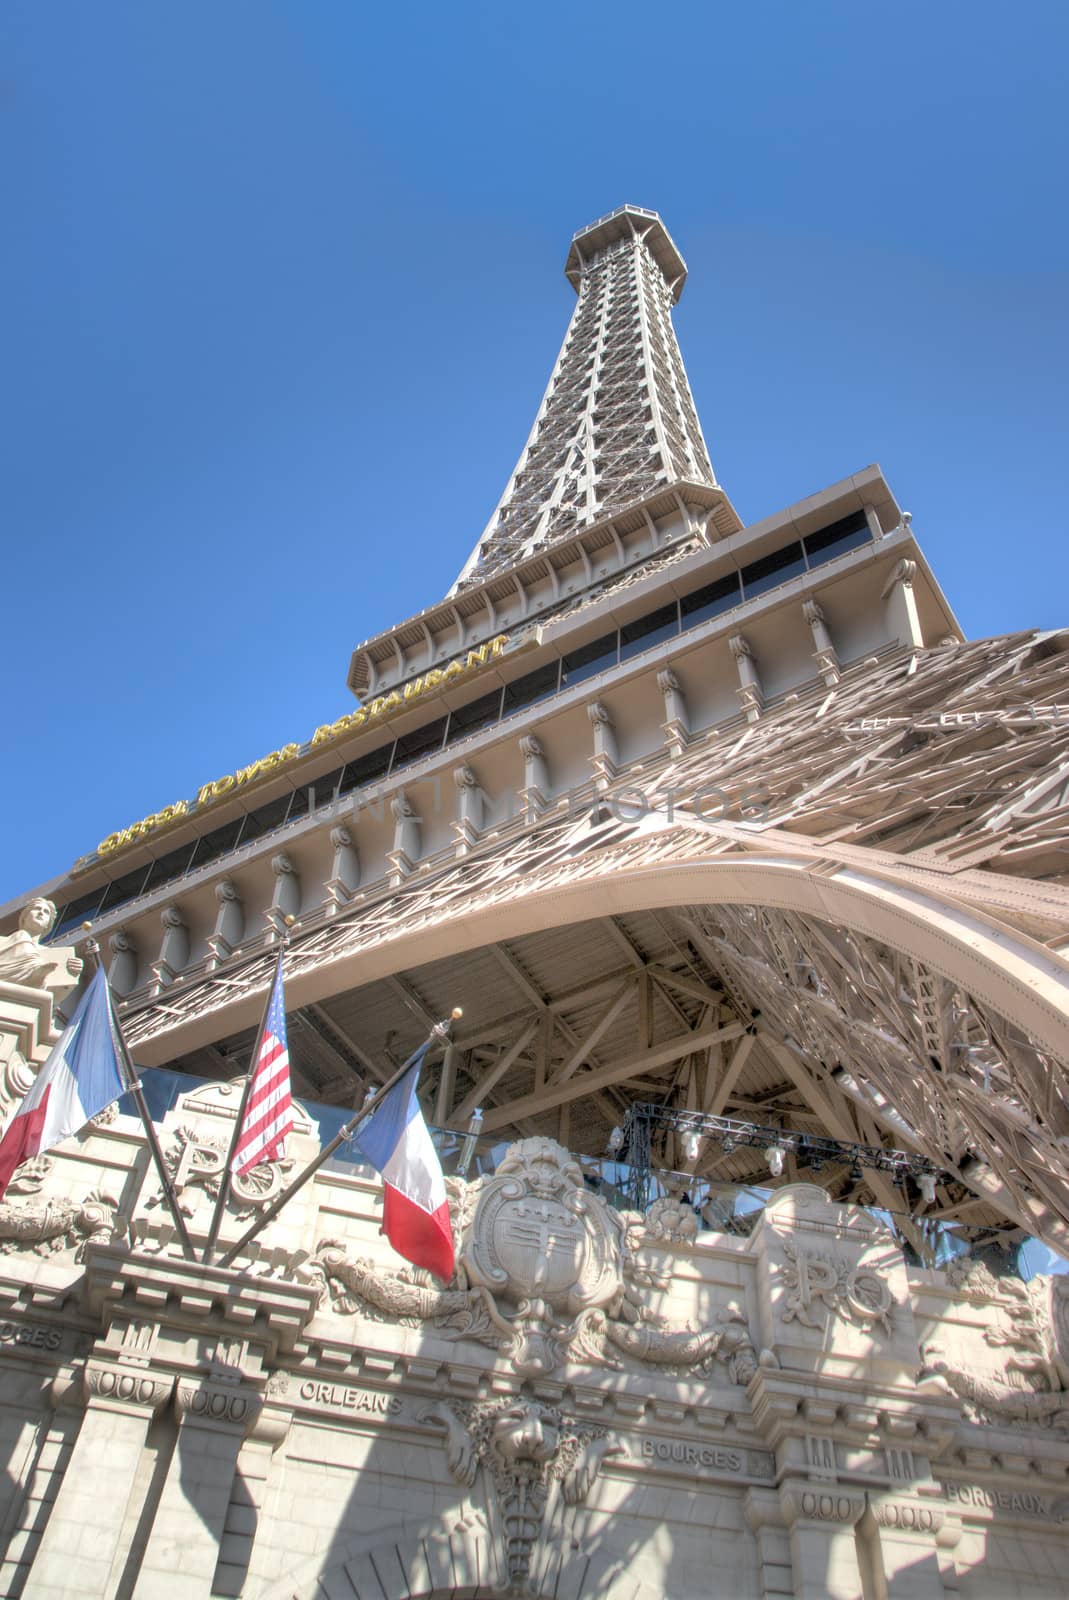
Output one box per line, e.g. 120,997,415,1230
10,204,1069,1263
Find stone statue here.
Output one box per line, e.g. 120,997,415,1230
0,899,82,997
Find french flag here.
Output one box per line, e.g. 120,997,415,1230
351,1043,454,1282
0,966,128,1201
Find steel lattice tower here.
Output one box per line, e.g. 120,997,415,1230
453,206,722,590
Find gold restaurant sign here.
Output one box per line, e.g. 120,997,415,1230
86,634,512,867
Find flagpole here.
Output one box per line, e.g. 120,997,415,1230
201,942,287,1266
215,1007,462,1272
83,938,197,1261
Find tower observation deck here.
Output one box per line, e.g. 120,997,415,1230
452,206,720,591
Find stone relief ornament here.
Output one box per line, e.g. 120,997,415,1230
4,1156,54,1196
643,1194,699,1243
0,1188,120,1260
150,1123,294,1219
919,1345,1069,1432
781,1238,893,1336
0,899,83,996
311,1136,759,1382
925,1261,1069,1429
420,1396,624,1593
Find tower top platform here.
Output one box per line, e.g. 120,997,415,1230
565,205,688,302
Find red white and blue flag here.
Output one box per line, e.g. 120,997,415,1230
231,954,293,1175
351,1043,454,1282
0,966,129,1200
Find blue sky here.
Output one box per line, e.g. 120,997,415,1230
2,1,1067,903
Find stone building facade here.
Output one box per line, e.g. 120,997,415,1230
0,971,1068,1598
3,206,1069,1596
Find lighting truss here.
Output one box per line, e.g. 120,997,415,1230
619,1102,945,1212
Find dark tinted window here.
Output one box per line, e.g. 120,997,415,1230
391,717,447,771
142,842,198,895
804,511,871,567
680,572,741,628
561,631,618,687
619,602,679,661
287,786,311,821
52,887,106,939
314,768,343,804
99,865,151,914
446,688,504,744
240,794,294,845
189,817,245,871
338,745,392,795
741,541,805,599
502,659,560,716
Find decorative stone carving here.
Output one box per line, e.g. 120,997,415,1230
312,1136,759,1383
208,879,244,965
325,824,360,909
388,790,421,879
267,853,300,934
0,1188,120,1260
519,734,550,818
728,634,763,722
84,1362,172,1412
657,667,689,756
644,1194,699,1243
5,1156,53,1195
452,765,487,852
0,899,82,997
919,1347,1069,1431
587,700,618,783
781,1237,893,1336
420,1397,624,1590
152,903,188,988
924,1263,1069,1429
107,928,138,997
176,1378,260,1431
802,596,841,687
151,1123,294,1218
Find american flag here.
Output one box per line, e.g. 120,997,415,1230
231,954,293,1175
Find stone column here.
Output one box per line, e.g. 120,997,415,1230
882,558,925,649
587,701,618,790
520,735,550,819
802,599,840,687
325,824,360,911
657,667,689,758
387,791,421,882
133,1379,259,1600
860,1494,958,1599
24,1363,171,1600
744,1489,794,1599
729,634,763,723
151,904,188,990
207,880,244,968
266,853,300,938
779,1482,866,1600
452,765,486,855
211,1402,291,1598
107,929,138,997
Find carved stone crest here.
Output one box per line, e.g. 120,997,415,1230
313,1136,759,1383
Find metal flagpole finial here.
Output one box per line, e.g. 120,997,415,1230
432,1006,463,1042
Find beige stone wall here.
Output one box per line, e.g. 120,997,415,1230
0,1003,1067,1598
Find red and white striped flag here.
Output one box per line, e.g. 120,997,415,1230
232,954,293,1174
